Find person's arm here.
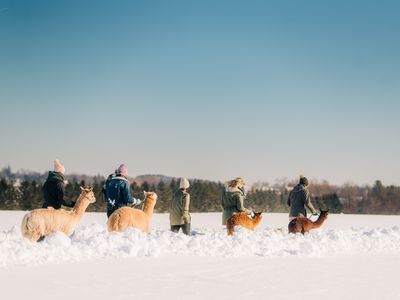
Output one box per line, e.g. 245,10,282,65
236,193,251,214
58,182,76,208
305,189,317,214
122,181,133,204
287,191,292,206
183,193,190,223
122,182,143,206
54,182,65,209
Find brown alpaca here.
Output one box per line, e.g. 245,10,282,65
288,210,329,234
227,211,263,236
107,191,158,233
21,187,96,242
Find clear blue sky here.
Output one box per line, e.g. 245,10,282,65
0,0,399,185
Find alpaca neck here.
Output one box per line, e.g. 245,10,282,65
252,216,262,226
71,196,90,219
143,200,155,218
312,216,326,228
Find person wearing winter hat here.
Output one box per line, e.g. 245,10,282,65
221,177,253,226
287,175,318,221
169,178,191,235
104,164,143,218
42,160,75,209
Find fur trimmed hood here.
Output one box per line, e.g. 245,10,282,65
226,186,244,195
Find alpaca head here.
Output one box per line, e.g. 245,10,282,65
319,209,329,220
252,211,263,223
79,186,96,204
143,191,158,205
253,211,263,217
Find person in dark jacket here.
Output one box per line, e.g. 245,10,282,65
42,159,75,209
169,178,191,235
104,164,142,218
287,175,317,221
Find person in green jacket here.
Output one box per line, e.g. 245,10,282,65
169,178,191,235
287,175,317,221
221,177,253,225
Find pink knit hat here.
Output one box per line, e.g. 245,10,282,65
54,159,65,174
117,164,128,177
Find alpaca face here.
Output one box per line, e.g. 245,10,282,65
80,186,96,203
144,191,158,202
319,210,329,219
86,190,96,203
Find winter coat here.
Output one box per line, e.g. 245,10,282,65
169,189,191,226
287,184,316,218
104,175,138,215
221,187,251,225
42,171,73,209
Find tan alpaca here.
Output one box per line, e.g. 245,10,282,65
288,210,329,234
227,211,263,236
107,191,158,233
21,187,96,242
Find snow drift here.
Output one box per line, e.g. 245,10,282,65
1,212,400,267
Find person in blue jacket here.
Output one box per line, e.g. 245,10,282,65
104,164,142,218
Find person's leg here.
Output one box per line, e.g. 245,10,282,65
171,225,181,233
182,223,191,236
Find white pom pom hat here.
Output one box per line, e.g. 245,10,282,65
179,178,190,189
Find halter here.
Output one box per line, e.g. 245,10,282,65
78,189,93,202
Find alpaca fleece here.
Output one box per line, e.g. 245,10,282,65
227,212,263,236
107,192,158,233
288,210,329,234
21,187,96,242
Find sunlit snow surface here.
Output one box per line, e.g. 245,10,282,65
1,212,400,267
1,211,400,300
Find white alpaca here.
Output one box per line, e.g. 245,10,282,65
21,187,96,242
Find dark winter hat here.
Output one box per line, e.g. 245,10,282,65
299,175,309,186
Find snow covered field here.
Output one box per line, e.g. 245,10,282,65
1,211,400,299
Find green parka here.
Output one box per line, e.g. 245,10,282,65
221,187,251,225
169,189,191,225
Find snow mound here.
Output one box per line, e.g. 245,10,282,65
1,224,400,267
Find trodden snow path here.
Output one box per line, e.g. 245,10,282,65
1,211,400,299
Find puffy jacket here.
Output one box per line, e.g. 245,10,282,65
42,171,74,209
287,184,316,218
169,189,191,225
221,187,251,225
104,175,139,215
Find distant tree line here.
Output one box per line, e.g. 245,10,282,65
0,167,399,214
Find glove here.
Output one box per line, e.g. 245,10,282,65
249,211,255,218
134,198,143,206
